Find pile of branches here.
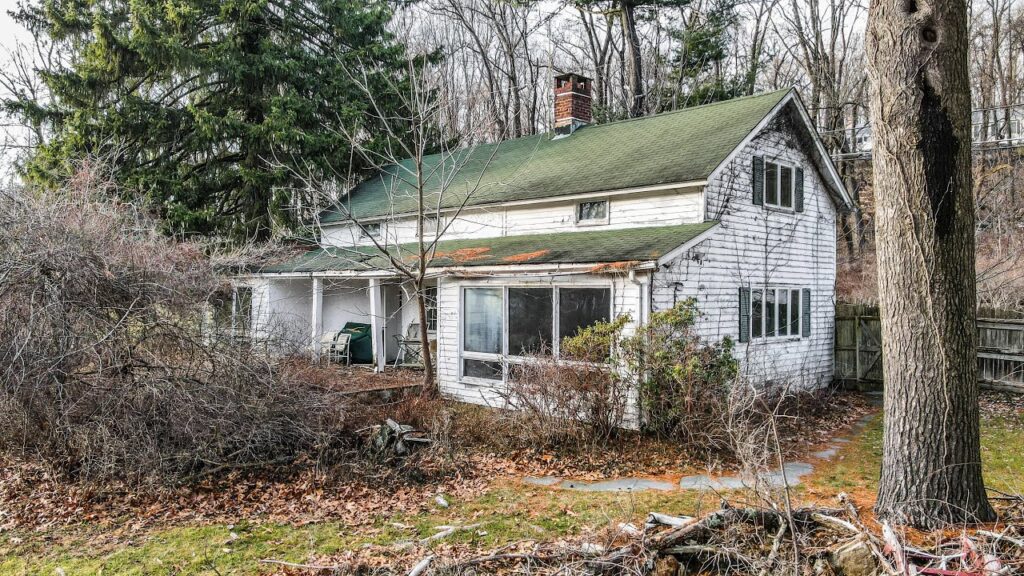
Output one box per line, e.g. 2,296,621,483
437,494,1023,575
0,164,352,483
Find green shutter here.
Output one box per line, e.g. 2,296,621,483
795,167,805,212
739,287,751,342
752,156,764,206
801,288,811,337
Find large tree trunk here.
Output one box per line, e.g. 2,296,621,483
866,0,995,527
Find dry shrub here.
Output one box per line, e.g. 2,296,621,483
503,348,631,450
0,164,353,483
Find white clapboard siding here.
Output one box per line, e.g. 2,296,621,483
436,272,646,421
319,188,703,248
651,112,837,389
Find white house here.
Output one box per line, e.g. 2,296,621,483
240,74,853,406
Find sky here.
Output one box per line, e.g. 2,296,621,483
0,1,29,50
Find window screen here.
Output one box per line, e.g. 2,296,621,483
577,201,608,222
463,359,502,381
463,288,502,353
508,288,553,355
765,163,779,206
558,288,611,340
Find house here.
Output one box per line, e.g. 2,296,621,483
239,74,853,407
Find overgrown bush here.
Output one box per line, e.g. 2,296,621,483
621,299,739,450
501,301,739,452
0,164,352,483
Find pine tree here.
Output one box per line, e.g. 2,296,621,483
8,0,407,240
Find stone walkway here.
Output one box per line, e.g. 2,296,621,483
523,411,879,493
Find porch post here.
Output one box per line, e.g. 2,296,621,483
311,277,323,361
368,278,384,371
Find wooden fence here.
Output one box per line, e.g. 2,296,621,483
835,304,1024,393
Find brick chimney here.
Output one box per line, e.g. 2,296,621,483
554,73,592,136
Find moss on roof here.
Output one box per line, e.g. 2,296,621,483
259,222,717,274
321,90,790,223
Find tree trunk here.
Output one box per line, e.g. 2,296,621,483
866,0,995,527
619,0,644,117
416,282,436,392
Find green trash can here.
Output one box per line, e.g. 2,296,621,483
341,322,373,364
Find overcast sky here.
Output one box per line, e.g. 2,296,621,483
0,1,31,51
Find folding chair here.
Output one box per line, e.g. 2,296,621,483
393,322,423,367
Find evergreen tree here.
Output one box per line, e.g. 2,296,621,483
7,0,407,240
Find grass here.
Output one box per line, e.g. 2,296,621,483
804,410,1024,503
3,408,1022,575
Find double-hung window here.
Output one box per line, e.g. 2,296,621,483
753,156,804,212
764,160,796,209
742,286,809,342
460,285,612,383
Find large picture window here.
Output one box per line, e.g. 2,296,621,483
748,287,804,341
460,285,612,383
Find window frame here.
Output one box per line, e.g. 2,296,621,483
763,159,798,210
575,199,610,226
748,286,804,342
360,222,382,239
458,283,614,385
423,285,438,333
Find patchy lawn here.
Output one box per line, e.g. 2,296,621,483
2,391,1022,575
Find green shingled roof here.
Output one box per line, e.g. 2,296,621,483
321,90,790,223
259,222,717,274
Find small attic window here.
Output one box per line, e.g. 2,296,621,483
576,200,608,224
361,222,381,238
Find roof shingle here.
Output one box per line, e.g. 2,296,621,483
259,222,717,274
321,90,789,223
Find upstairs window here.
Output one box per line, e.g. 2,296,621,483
576,200,608,224
361,222,381,238
753,156,804,212
765,160,795,209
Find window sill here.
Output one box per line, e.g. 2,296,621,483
763,205,797,214
574,219,609,227
748,336,803,344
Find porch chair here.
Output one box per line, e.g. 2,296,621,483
319,331,352,365
393,323,423,367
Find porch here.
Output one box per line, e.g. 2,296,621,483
245,275,437,370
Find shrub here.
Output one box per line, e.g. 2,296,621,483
621,299,739,451
0,164,353,483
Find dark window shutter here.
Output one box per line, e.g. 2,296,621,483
801,288,811,337
795,167,805,212
752,156,764,206
739,287,751,342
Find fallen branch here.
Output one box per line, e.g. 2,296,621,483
407,555,433,576
420,523,481,543
258,558,344,571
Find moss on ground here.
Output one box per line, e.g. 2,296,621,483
3,410,1022,575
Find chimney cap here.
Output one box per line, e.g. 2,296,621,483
554,72,592,82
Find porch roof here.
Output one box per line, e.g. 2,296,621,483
257,222,717,275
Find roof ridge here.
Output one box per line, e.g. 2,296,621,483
573,87,792,132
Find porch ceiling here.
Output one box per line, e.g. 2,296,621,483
256,222,717,275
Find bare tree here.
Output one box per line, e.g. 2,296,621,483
866,0,996,527
292,54,506,391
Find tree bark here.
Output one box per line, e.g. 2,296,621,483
866,0,995,527
619,0,645,117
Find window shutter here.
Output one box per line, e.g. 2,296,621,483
801,288,811,337
795,167,805,212
739,287,751,343
752,156,764,206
